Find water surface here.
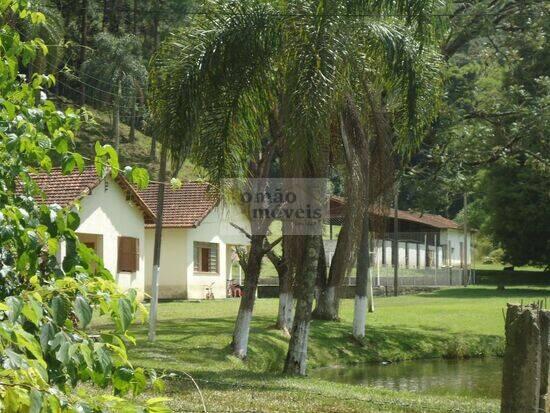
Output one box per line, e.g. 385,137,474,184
312,358,502,399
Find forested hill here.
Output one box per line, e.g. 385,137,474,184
53,96,196,180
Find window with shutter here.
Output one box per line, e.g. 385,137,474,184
193,242,219,274
118,236,139,272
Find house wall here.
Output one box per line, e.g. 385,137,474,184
185,205,250,300
439,229,472,267
74,176,146,300
144,228,188,299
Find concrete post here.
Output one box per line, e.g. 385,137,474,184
501,304,550,413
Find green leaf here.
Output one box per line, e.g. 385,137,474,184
6,296,23,322
56,340,70,364
94,343,112,374
22,297,43,326
131,167,149,190
47,238,59,256
73,153,85,172
73,295,92,328
104,145,119,177
55,138,68,154
50,296,69,326
115,298,133,332
40,155,52,172
29,388,43,413
66,211,80,231
61,154,76,174
94,140,106,156
2,100,16,118
40,322,55,351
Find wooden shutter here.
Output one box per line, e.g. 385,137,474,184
118,237,139,272
201,248,211,272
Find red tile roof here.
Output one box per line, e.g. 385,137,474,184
329,196,459,229
385,208,460,229
138,182,219,228
30,167,156,224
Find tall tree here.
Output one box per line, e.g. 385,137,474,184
152,0,442,374
81,33,147,145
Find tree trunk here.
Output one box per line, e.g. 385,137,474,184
367,270,375,313
149,134,157,160
353,215,370,340
313,241,340,320
152,0,160,50
284,234,322,376
102,0,109,31
232,235,264,359
113,78,121,150
312,116,364,321
79,0,88,106
148,143,167,342
109,0,120,33
129,100,136,142
276,260,294,333
133,0,138,35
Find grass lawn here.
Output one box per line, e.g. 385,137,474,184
92,286,550,412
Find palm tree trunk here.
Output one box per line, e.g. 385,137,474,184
353,214,370,339
284,234,322,376
232,234,264,359
148,143,167,342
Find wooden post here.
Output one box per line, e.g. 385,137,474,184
501,304,550,413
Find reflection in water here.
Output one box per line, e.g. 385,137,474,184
312,358,502,399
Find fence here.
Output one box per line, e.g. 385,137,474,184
259,230,474,290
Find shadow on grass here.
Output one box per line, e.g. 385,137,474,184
418,287,550,300
116,314,504,375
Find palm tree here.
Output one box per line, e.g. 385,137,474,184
150,0,442,374
81,33,147,149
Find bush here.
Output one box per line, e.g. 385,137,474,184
488,248,505,264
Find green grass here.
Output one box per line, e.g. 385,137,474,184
92,286,550,412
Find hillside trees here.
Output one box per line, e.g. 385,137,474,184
81,32,147,148
0,2,166,410
399,0,549,268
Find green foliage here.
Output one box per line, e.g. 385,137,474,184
81,32,148,107
152,0,443,184
0,2,165,411
401,0,549,260
483,162,550,268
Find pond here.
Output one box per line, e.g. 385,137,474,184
311,358,503,399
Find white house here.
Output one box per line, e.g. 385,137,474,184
138,183,250,300
32,167,156,300
328,197,474,270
